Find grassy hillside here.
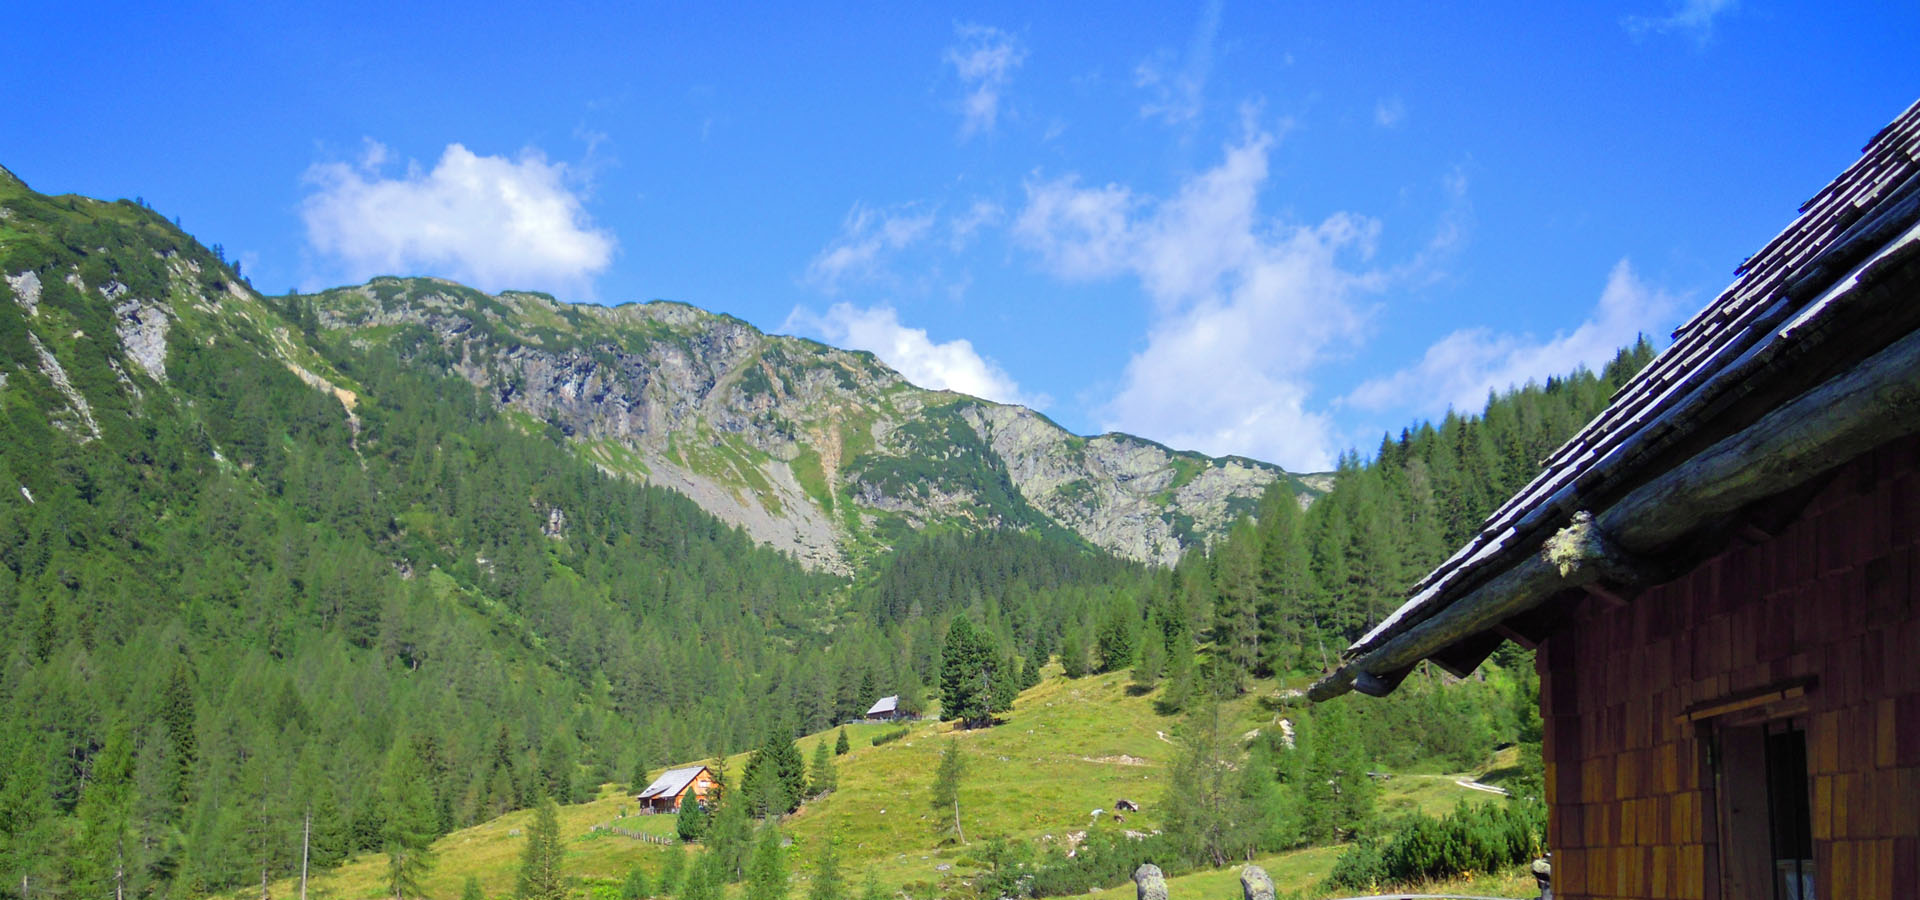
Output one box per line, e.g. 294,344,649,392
271,667,1535,900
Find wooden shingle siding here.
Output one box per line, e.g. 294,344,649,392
1541,433,1920,898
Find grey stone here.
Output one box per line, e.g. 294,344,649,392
1132,864,1167,900
1238,866,1273,900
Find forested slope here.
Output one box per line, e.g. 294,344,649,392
0,171,1156,899
0,165,1653,900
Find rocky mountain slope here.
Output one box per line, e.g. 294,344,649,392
296,278,1314,572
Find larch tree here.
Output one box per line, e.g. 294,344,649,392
379,741,436,900
929,741,966,845
515,797,565,900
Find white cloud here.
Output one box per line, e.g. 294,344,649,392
301,143,614,294
804,203,936,294
783,303,1044,408
948,199,1004,251
1014,126,1383,471
1374,97,1407,129
1345,259,1678,417
1624,0,1738,43
1134,0,1223,125
945,24,1026,138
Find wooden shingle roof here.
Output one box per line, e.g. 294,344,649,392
1314,99,1920,700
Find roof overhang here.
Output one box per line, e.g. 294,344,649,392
1312,125,1920,702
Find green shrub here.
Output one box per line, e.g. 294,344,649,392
1326,838,1387,891
1333,799,1545,890
870,727,910,747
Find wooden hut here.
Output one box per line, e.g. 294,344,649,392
1313,99,1920,899
864,694,908,721
634,764,715,813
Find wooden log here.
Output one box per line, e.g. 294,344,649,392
1312,321,1920,702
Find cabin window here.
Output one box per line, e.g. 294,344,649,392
1712,719,1814,900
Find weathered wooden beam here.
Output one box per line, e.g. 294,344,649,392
1602,322,1920,550
1311,321,1920,703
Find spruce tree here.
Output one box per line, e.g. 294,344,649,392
833,728,849,757
1095,600,1137,673
515,797,565,900
675,793,707,842
1209,520,1260,696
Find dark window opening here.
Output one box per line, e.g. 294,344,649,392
1713,719,1815,900
1762,722,1814,900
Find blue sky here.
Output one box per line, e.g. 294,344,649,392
5,1,1916,471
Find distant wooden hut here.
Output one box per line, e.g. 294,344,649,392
634,764,715,813
864,695,908,721
1314,99,1920,899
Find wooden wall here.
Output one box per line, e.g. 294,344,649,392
1538,433,1920,899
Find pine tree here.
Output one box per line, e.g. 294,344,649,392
929,742,965,845
515,797,565,900
745,823,787,900
833,728,849,757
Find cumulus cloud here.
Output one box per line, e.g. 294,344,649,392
946,24,1026,138
1624,0,1738,43
804,203,937,294
1134,0,1223,125
301,142,614,294
1345,259,1679,417
1014,126,1382,470
783,303,1044,408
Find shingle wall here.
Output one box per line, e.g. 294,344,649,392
1539,434,1920,899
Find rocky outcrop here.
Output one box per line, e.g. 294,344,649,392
309,278,1314,571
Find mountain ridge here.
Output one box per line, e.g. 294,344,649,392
291,275,1314,572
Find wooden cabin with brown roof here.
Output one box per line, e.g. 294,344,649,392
1312,99,1920,900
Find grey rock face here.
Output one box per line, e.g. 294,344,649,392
1239,866,1273,900
311,279,1314,571
114,299,170,382
1132,864,1167,900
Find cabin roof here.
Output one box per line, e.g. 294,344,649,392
635,765,708,801
1314,98,1920,701
865,695,899,716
